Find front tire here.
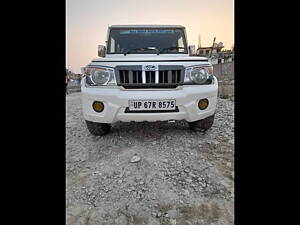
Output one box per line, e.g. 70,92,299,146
85,120,111,136
188,114,215,132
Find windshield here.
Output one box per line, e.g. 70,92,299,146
107,28,188,54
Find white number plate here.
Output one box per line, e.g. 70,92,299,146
129,99,176,111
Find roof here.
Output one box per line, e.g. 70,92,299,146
198,46,224,50
109,24,185,29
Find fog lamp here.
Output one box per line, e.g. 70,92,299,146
93,101,104,112
198,99,209,110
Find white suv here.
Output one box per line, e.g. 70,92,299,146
81,25,218,136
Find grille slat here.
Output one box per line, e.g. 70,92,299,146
168,71,172,83
129,71,133,83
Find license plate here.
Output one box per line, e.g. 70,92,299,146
129,99,176,111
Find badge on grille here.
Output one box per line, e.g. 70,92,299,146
143,65,158,71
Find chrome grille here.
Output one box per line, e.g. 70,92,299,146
115,65,184,88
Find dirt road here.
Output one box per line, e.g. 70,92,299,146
66,92,234,225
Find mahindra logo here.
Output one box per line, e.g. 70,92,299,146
143,65,158,71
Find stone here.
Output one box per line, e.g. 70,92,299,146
170,219,177,225
167,209,178,219
130,155,141,163
183,189,189,195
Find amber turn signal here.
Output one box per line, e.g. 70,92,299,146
198,99,209,110
93,101,104,112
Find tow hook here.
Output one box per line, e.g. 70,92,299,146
168,120,176,123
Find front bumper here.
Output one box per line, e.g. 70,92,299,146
81,76,218,123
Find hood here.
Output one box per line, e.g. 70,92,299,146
88,54,210,68
91,54,207,62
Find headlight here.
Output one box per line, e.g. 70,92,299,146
184,65,213,84
83,67,116,86
190,67,209,84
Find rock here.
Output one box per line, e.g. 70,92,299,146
226,162,232,167
170,219,177,225
130,155,141,163
118,179,123,184
167,209,178,219
157,212,162,217
183,189,189,195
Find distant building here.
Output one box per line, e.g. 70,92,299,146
196,42,224,56
196,42,234,64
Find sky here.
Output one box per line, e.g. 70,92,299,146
67,0,234,73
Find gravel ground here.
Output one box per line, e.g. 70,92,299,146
66,92,234,225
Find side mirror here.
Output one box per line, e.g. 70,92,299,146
98,45,106,57
189,45,196,56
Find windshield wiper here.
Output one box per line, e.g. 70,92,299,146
159,46,186,54
124,47,159,56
